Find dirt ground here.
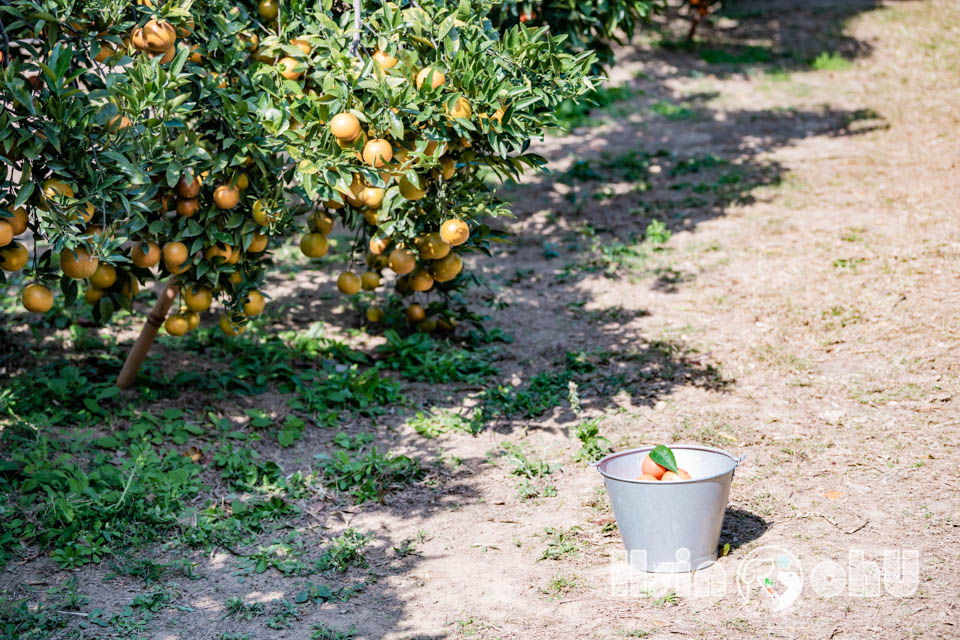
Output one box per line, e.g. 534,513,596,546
3,1,959,638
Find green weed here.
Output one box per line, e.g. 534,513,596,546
650,100,696,120
376,330,499,384
317,448,424,504
811,52,852,71
408,408,475,438
539,527,581,561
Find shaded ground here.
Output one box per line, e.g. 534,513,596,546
1,1,959,638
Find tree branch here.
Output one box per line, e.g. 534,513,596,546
349,0,361,57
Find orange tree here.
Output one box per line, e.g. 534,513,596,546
0,0,602,341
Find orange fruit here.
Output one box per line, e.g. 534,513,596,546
409,268,434,292
406,303,426,323
142,19,176,53
165,314,189,336
398,176,425,200
300,232,328,258
0,242,28,271
416,66,445,89
22,284,53,313
94,41,115,63
121,274,140,299
291,38,311,56
415,232,450,260
156,45,176,64
365,306,383,322
337,271,361,295
213,184,239,209
640,455,667,480
247,232,268,253
162,241,189,268
277,56,301,80
252,199,277,226
439,156,456,180
42,178,75,205
636,473,660,482
239,31,259,52
445,96,472,119
373,50,398,69
85,286,105,304
362,139,393,168
204,244,232,264
430,253,462,282
131,241,161,268
176,197,199,217
416,317,437,333
387,248,416,275
369,235,391,255
183,284,212,312
130,27,148,51
184,310,201,331
175,173,200,198
440,219,469,246
258,0,279,21
363,209,378,226
6,206,28,235
88,263,117,289
60,247,99,279
219,314,246,336
0,220,12,247
360,186,384,209
228,272,243,285
310,212,334,234
330,112,361,141
661,468,691,482
360,270,380,291
243,290,266,316
235,173,249,191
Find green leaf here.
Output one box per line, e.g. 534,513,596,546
649,445,677,473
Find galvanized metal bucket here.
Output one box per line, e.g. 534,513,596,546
596,445,743,573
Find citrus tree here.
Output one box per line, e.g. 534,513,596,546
0,0,602,347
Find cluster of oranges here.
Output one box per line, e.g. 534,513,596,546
637,453,693,482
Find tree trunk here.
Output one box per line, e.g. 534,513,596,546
116,279,179,389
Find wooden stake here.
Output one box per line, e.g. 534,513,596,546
116,279,179,389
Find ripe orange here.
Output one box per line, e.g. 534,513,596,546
362,139,393,168
373,50,398,70
61,247,99,279
360,270,380,290
247,232,268,253
369,236,391,255
219,314,246,336
258,0,279,21
94,41,115,63
228,272,243,285
213,184,239,209
636,473,660,482
42,178,75,205
360,186,384,209
337,271,361,295
183,284,212,312
398,176,425,200
85,286,104,304
416,66,445,89
416,317,438,333
299,232,328,258
415,232,450,260
252,199,276,226
175,173,200,198
204,244,232,264
88,263,117,289
277,56,301,80
0,221,12,247
445,96,472,119
22,284,53,313
131,241,161,268
239,31,259,52
291,38,311,56
387,248,416,275
439,156,456,180
310,212,334,234
107,115,131,132
330,112,361,141
142,19,176,53
365,306,383,322
184,310,201,331
363,209,378,226
131,27,149,51
325,198,345,210
165,314,189,336
243,290,266,316
431,253,462,282
176,197,199,217
409,268,434,292
6,206,28,235
640,455,667,480
162,241,189,268
235,172,249,191
406,303,426,323
440,219,469,246
661,468,692,482
120,274,140,299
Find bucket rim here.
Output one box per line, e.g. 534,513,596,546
594,444,743,484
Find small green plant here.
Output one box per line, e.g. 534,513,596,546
393,531,427,558
650,100,696,120
811,51,852,71
314,529,372,573
573,417,613,463
653,589,681,607
311,623,357,640
266,600,300,630
539,527,582,561
225,597,266,621
317,448,424,504
376,330,499,384
408,408,475,438
644,220,672,246
542,574,579,600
